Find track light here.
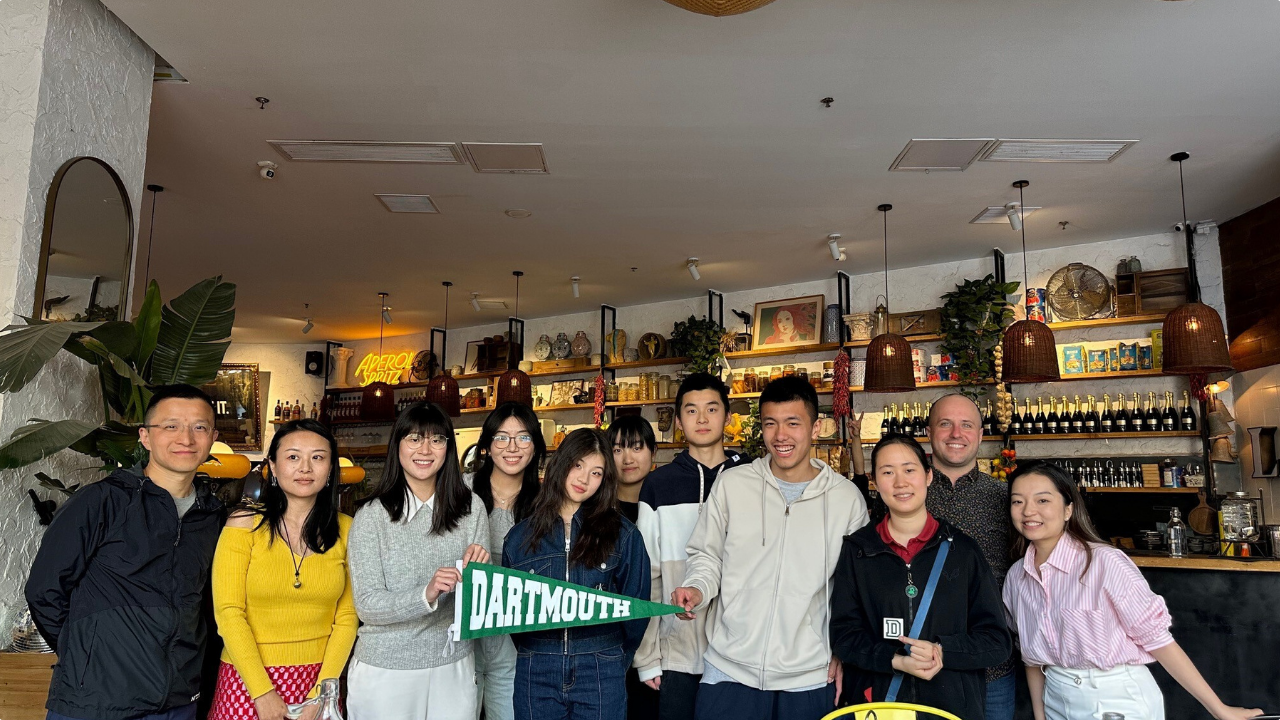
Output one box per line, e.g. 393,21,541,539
301,318,313,334
687,258,701,281
1005,202,1023,232
572,276,580,298
471,293,482,312
382,308,392,324
827,233,843,261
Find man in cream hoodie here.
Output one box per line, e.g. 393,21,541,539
673,376,869,720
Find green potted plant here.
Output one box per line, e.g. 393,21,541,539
0,276,237,483
670,315,725,374
938,274,1019,397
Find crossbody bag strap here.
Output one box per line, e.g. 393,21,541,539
885,537,952,703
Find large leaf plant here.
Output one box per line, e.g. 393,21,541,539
938,274,1019,398
0,277,236,479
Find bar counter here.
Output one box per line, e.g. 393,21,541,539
1127,552,1280,572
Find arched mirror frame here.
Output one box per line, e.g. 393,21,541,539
33,156,136,320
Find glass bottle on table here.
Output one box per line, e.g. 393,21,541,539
1168,507,1187,558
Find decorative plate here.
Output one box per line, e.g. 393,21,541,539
637,333,667,360
533,334,553,361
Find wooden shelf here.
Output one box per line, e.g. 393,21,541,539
1047,312,1168,331
844,333,944,349
725,342,843,361
729,389,835,399
535,404,596,413
328,417,392,426
1031,369,1168,382
1009,430,1198,440
608,357,690,371
850,379,994,392
1085,487,1200,494
339,445,387,458
608,399,675,408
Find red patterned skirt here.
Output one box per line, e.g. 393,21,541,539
208,661,323,720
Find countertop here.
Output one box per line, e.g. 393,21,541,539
1127,552,1280,572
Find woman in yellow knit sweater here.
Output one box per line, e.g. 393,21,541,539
210,419,359,720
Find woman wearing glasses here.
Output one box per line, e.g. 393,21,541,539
347,402,491,720
465,402,546,720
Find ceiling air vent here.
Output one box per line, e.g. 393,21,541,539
461,143,548,174
980,139,1137,163
376,194,439,214
268,141,463,164
970,206,1041,224
889,139,995,172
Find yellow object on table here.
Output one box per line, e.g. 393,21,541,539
822,702,963,720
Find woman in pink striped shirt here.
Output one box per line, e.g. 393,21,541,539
1003,461,1262,720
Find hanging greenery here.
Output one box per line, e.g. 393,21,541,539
739,400,765,459
938,274,1019,398
670,315,724,374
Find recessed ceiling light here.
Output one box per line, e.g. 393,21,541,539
268,140,463,163
376,194,439,213
505,209,533,219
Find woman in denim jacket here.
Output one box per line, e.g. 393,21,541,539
503,428,651,720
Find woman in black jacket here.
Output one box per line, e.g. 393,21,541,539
830,434,1010,720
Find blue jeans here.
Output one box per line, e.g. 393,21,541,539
48,704,196,720
515,650,627,720
695,681,836,720
985,672,1016,720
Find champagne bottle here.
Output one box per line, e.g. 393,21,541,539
1129,392,1144,433
1071,395,1085,433
1181,390,1197,432
1010,399,1023,435
1033,397,1047,434
1084,395,1099,433
1100,393,1113,433
923,401,933,437
1161,391,1177,432
1145,392,1159,432
1115,394,1129,432
881,406,890,438
1046,397,1060,434
982,400,994,436
888,403,900,436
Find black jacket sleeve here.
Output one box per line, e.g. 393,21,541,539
931,538,1013,671
24,483,112,649
830,541,900,674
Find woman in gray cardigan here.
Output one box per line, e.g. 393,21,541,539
347,402,490,720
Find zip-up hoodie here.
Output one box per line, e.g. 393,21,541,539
681,457,869,691
633,449,748,680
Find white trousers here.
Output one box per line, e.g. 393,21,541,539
347,654,478,720
1043,664,1165,720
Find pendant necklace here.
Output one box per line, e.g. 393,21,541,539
281,522,306,589
905,565,918,599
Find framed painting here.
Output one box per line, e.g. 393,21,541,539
199,363,262,452
752,295,824,351
549,380,584,407
463,340,485,375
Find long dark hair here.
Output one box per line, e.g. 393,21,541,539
1007,460,1107,576
524,428,620,568
468,402,544,520
363,402,473,534
239,419,341,553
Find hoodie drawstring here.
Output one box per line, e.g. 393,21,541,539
697,464,706,516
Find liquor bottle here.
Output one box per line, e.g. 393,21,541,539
292,399,303,421
1114,394,1129,433
923,401,933,437
1161,392,1177,432
1033,397,1047,434
1145,392,1159,432
1100,393,1113,433
1084,395,1099,433
982,400,994,436
1045,397,1060,434
888,403,900,436
914,402,927,437
1129,392,1144,433
1180,390,1197,432
1009,399,1023,435
310,402,319,420
1070,395,1085,433
1168,507,1187,558
880,406,890,438
274,399,282,420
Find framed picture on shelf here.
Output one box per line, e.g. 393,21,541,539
463,340,484,375
199,364,262,452
549,380,584,407
752,295,824,351
889,309,942,337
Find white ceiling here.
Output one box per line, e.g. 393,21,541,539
107,0,1280,343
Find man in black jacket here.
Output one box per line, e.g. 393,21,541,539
26,385,225,720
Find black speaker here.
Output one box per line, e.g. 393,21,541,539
304,351,323,376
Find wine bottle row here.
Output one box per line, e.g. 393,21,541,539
1008,391,1195,436
878,400,1000,439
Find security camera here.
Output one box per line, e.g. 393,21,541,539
257,161,278,180
1173,222,1186,233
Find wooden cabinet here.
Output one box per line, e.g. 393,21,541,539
0,653,55,720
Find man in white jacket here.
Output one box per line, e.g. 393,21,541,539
673,376,870,720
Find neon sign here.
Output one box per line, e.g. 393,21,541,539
355,351,413,386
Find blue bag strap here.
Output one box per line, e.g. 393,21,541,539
885,537,951,703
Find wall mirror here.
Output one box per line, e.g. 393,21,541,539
34,157,134,321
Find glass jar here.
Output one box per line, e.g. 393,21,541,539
822,361,835,389
810,373,822,390
1221,492,1261,541
639,374,651,401
606,381,619,402
795,368,808,384
744,369,758,393
769,366,783,382
731,372,745,395
660,375,673,398
783,364,796,377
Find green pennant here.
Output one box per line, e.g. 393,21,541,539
450,562,682,640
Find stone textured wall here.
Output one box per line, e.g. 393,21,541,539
0,0,152,622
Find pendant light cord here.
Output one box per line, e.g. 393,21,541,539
378,294,385,356
1176,156,1201,302
1019,183,1030,291
882,208,890,312
143,186,161,288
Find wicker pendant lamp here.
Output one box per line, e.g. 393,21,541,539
1161,152,1233,376
864,204,916,393
1000,180,1061,383
425,281,461,417
497,271,534,406
661,0,778,17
